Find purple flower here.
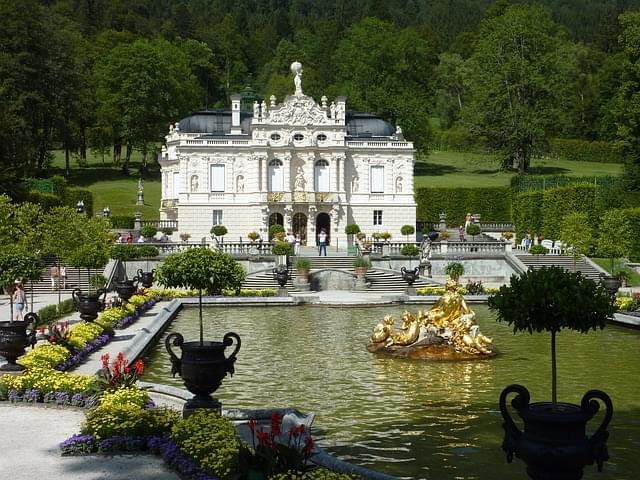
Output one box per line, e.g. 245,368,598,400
24,388,40,403
59,434,96,455
8,389,21,402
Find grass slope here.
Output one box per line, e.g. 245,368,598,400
590,257,640,287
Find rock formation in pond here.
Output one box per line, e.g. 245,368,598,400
367,278,495,359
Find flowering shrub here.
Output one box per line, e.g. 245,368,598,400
17,343,69,369
0,367,95,398
82,403,178,440
239,412,315,478
170,410,240,480
68,322,105,351
98,387,150,409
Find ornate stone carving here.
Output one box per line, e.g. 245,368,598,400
266,95,332,126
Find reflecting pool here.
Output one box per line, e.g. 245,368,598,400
143,305,640,479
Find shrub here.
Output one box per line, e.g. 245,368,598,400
269,224,285,239
110,244,140,262
503,232,514,240
90,274,107,288
36,298,75,325
17,344,70,369
109,215,135,229
353,257,371,269
171,410,240,480
64,188,93,215
272,241,293,256
344,224,360,235
379,231,391,241
83,403,177,440
210,225,228,237
160,227,174,235
512,190,543,237
541,183,597,239
528,245,548,255
400,244,419,257
25,190,62,210
445,262,464,281
415,186,512,224
248,231,260,241
135,245,159,258
546,138,627,164
466,224,481,238
400,225,415,237
294,258,312,271
140,224,158,239
97,387,149,409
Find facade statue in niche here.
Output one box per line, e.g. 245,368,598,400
190,175,198,192
396,176,403,193
294,166,306,191
253,101,260,119
351,176,359,193
335,103,345,123
236,175,245,192
291,61,303,96
330,102,336,119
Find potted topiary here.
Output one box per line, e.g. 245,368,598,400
210,225,228,246
140,224,158,242
466,223,481,241
345,224,361,255
400,244,420,286
294,257,312,284
489,266,616,480
596,210,631,295
400,224,415,242
503,231,514,242
157,247,246,414
179,232,191,243
247,231,260,243
444,262,464,283
269,224,285,240
353,256,371,280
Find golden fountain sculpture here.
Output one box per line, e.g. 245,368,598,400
367,278,495,359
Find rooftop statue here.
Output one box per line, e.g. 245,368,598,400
291,61,303,96
367,278,495,359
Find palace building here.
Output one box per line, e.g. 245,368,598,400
158,62,416,247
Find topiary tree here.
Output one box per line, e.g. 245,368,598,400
596,209,632,276
140,224,158,240
445,262,464,282
66,244,109,293
400,224,415,242
345,224,360,246
210,225,228,244
269,224,285,240
466,223,481,241
156,248,246,344
272,241,293,256
401,244,420,268
488,266,615,407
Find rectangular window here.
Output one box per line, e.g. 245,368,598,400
370,166,384,193
172,172,180,197
211,164,225,192
212,210,223,225
373,210,383,226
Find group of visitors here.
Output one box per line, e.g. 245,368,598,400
284,231,302,256
116,232,134,244
49,265,67,291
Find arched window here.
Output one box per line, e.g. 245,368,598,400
268,159,283,191
314,159,330,192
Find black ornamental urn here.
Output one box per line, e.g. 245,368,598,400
499,384,612,480
165,331,241,415
72,288,107,322
599,273,621,297
136,268,156,288
401,266,420,286
273,265,290,288
0,313,38,371
115,279,138,301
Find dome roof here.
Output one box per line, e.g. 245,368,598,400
346,112,395,137
178,110,252,135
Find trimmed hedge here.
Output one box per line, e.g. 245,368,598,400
415,187,512,225
109,215,135,229
430,129,489,153
36,298,75,326
512,190,543,237
541,184,597,239
621,208,640,262
510,175,618,193
64,188,93,215
25,190,62,210
546,138,627,164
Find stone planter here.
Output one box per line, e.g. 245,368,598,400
0,313,38,371
165,331,241,415
500,384,612,480
599,274,621,297
72,288,107,322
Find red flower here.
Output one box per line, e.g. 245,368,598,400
133,359,144,375
256,428,270,447
101,353,110,370
270,412,283,437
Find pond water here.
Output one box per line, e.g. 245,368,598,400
143,305,640,480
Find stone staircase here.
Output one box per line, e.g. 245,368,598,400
22,256,107,295
242,256,440,293
515,254,604,281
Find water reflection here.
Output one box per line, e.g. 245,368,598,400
143,305,640,479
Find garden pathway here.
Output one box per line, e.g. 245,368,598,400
0,403,179,479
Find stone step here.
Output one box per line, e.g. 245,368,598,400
515,255,602,280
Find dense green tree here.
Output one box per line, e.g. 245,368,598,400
333,17,438,147
461,4,568,172
433,53,467,129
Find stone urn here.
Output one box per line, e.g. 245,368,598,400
165,331,241,414
0,313,38,371
115,279,138,301
273,265,290,288
599,273,621,297
72,288,107,322
136,268,156,288
401,266,420,286
499,384,612,480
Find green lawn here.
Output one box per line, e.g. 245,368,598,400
49,150,161,218
590,257,640,287
415,150,624,188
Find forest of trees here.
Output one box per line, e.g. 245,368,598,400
3,0,640,194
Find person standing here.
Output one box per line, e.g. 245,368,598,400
60,265,67,290
13,282,27,321
50,265,59,291
318,229,327,256
294,234,301,256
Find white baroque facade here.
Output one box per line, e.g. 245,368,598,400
159,62,416,247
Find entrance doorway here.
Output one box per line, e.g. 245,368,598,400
292,213,307,244
269,212,284,237
315,212,331,246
